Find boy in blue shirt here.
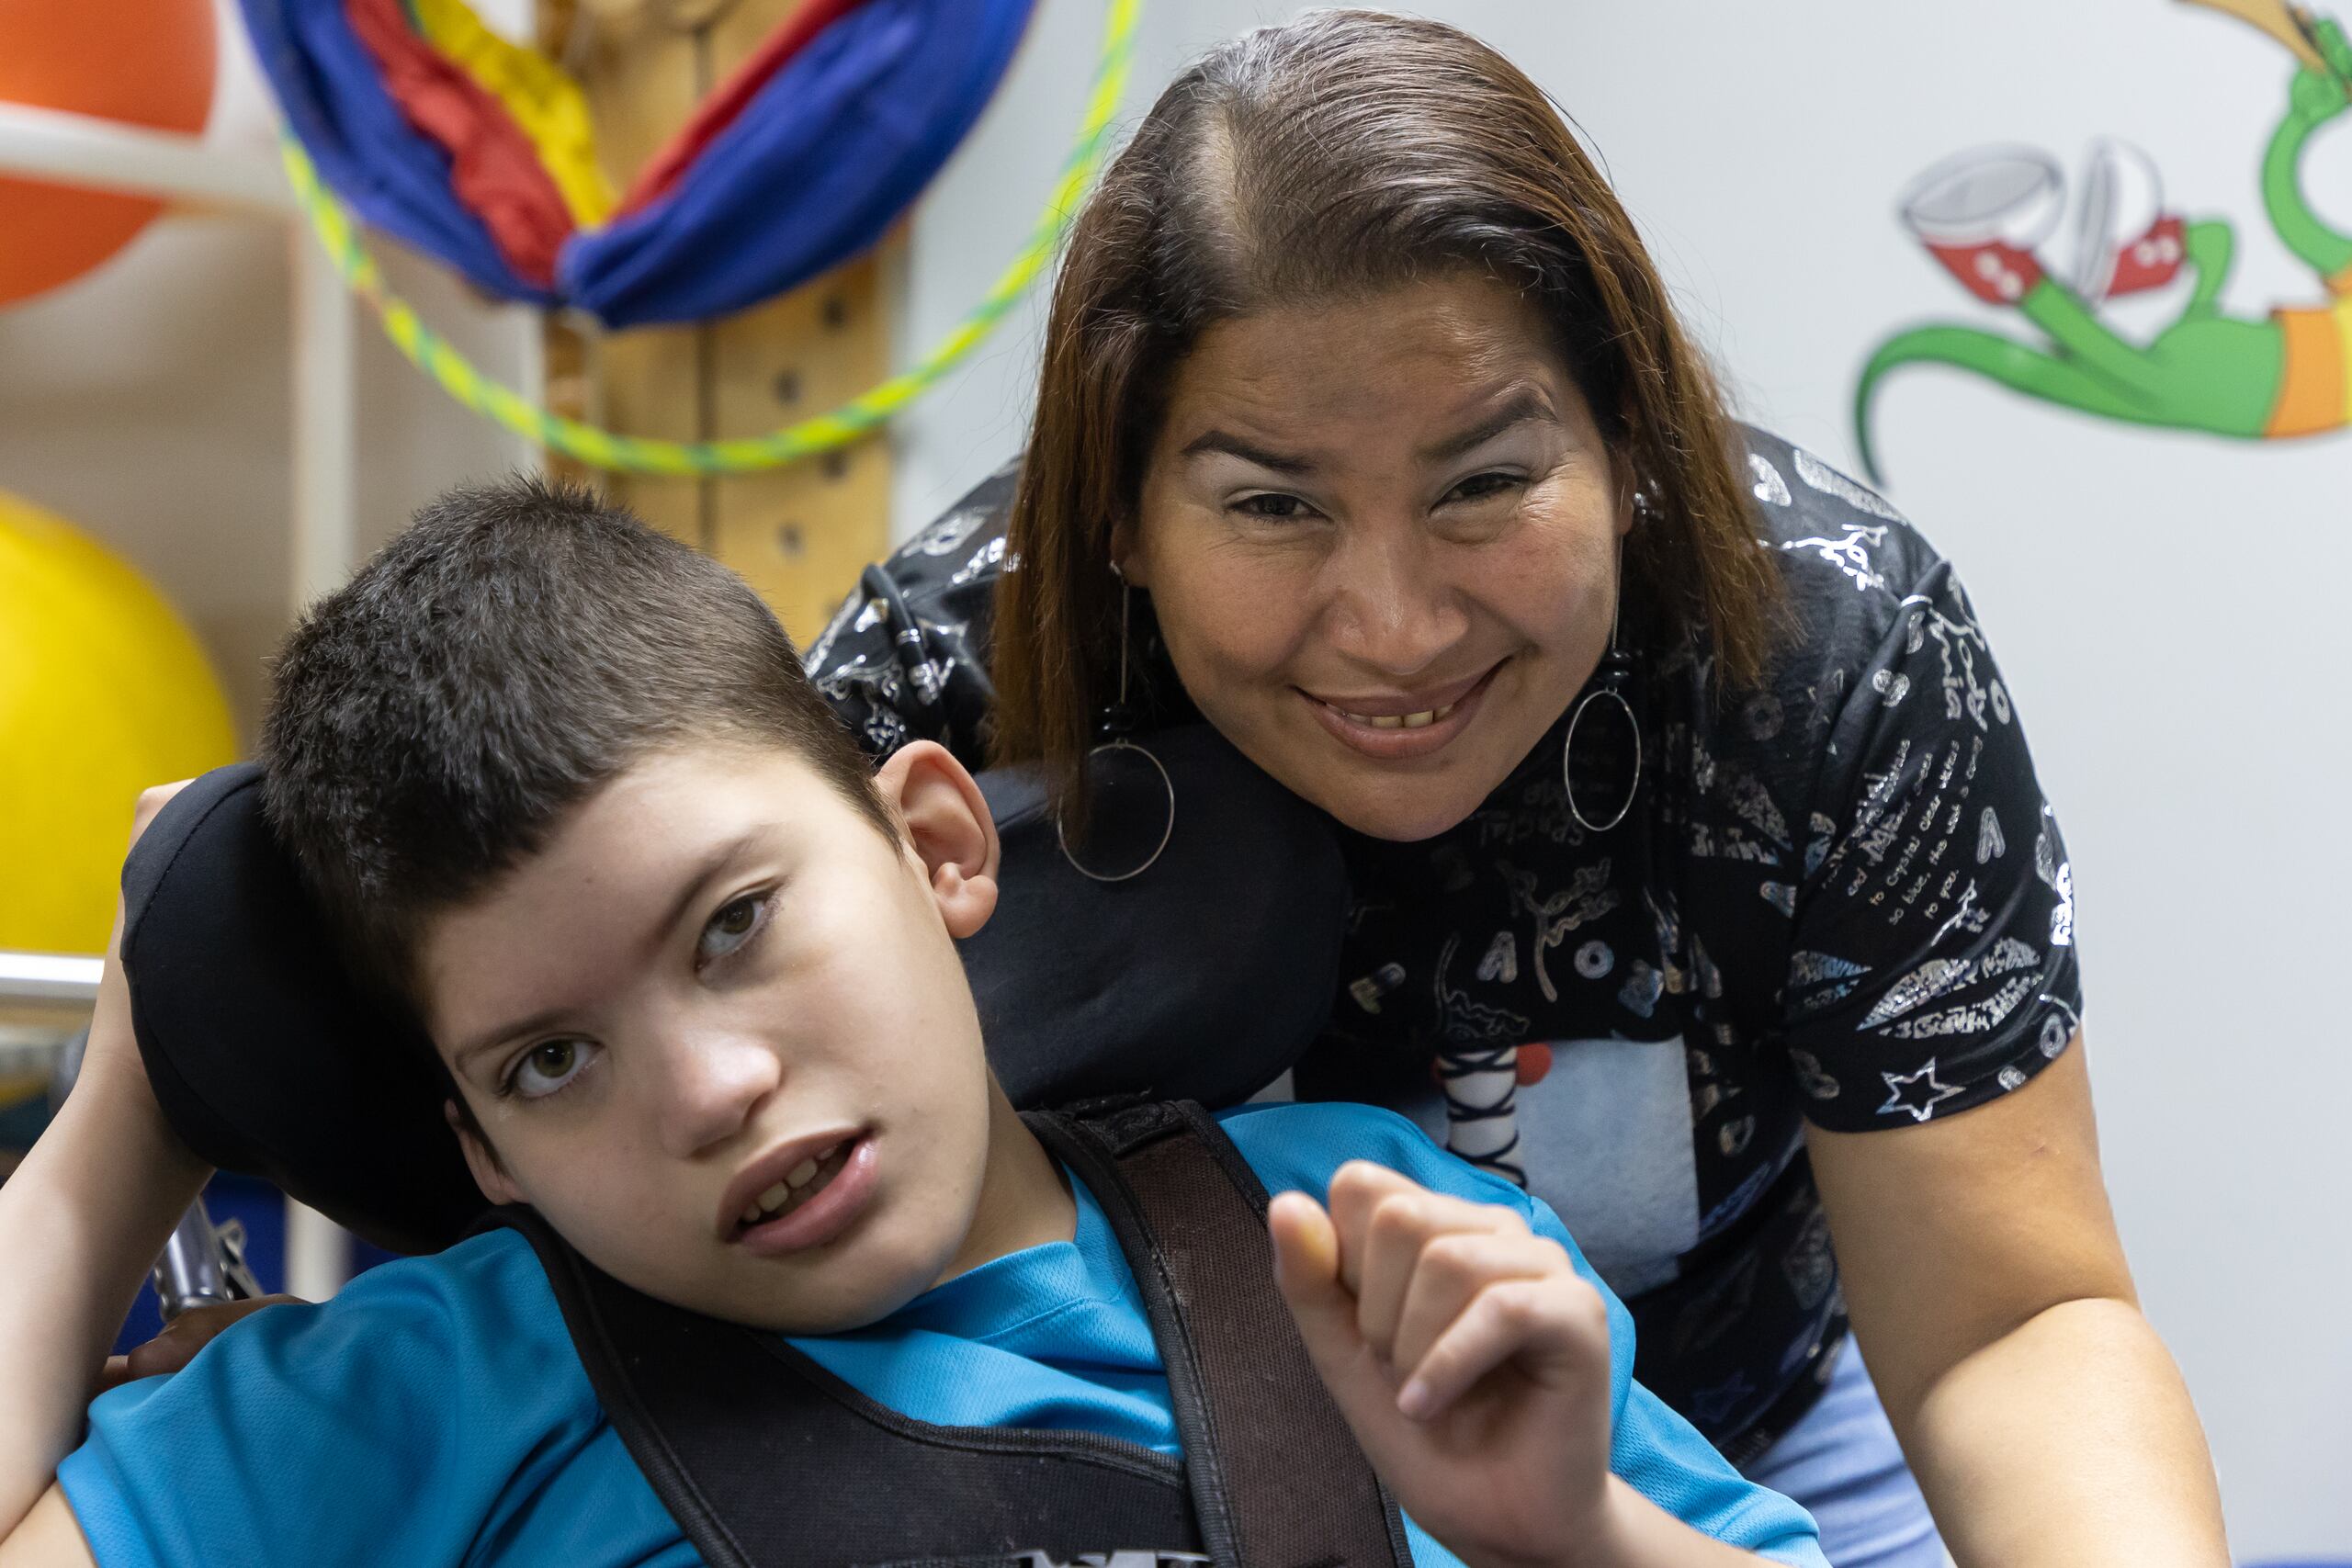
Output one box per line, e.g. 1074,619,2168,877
0,481,1824,1568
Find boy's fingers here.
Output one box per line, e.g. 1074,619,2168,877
1396,1274,1611,1422
1324,1160,1423,1294
129,780,195,843
1389,1230,1570,1382
1327,1160,1526,1282
1336,1170,1529,1362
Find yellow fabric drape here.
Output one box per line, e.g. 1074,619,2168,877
411,0,616,226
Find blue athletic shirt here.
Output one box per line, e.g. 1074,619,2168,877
59,1102,1826,1568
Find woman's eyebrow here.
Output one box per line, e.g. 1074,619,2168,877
1178,429,1315,474
1418,389,1558,464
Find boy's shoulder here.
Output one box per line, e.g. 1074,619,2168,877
305,1224,572,1353
59,1228,688,1568
1215,1100,1540,1220
85,1225,590,1450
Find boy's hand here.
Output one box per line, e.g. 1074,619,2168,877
1269,1161,1618,1568
71,783,194,1114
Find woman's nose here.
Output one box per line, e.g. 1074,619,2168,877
652,1028,783,1157
1324,523,1469,677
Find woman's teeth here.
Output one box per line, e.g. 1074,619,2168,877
1337,701,1457,730
741,1143,842,1227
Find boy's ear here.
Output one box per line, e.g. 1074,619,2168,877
871,740,1000,940
447,1100,524,1207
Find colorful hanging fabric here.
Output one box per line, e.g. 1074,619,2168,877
346,0,571,288
406,0,614,227
244,0,541,301
238,0,1037,327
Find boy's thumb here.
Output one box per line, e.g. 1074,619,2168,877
1268,1191,1360,1361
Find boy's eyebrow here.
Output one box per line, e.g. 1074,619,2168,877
450,827,778,1071
647,826,776,960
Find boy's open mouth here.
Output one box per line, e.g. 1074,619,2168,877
735,1140,848,1232
724,1133,878,1255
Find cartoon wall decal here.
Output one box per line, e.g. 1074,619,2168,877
1854,0,2352,481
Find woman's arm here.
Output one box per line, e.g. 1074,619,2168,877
1807,1037,2226,1567
0,790,213,1544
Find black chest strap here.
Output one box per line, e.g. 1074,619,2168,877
491,1100,1408,1567
1024,1101,1411,1568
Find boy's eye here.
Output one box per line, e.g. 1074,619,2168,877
510,1039,598,1100
697,892,770,966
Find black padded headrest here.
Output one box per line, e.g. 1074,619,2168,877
963,725,1349,1110
119,765,482,1255
119,729,1349,1255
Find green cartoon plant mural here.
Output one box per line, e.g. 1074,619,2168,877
1855,0,2352,482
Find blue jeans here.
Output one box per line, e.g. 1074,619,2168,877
1741,1343,1948,1567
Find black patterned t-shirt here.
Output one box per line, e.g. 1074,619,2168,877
805,428,2083,1460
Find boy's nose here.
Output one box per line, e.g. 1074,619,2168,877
655,1031,783,1156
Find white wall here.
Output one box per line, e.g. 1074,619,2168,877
896,2,2352,1558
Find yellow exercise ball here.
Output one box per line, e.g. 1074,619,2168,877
0,489,236,956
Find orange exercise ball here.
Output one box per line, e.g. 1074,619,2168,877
0,0,218,310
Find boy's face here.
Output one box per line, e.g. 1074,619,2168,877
417,740,1010,1334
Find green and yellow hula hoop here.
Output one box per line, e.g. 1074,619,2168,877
282,0,1139,477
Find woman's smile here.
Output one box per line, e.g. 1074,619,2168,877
1298,658,1508,761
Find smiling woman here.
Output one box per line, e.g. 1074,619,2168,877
805,11,2231,1568
1117,280,1630,843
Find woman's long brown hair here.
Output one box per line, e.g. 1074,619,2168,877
991,11,1782,816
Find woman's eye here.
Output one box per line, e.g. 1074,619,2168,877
1232,492,1312,521
1445,471,1523,504
697,892,770,966
509,1039,598,1100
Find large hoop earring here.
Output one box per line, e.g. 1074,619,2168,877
1057,570,1176,882
1564,540,1642,834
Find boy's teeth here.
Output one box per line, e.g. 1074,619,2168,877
741,1143,854,1230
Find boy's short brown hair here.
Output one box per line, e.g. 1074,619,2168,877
262,477,893,1008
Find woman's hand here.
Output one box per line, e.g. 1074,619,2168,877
1269,1161,1616,1568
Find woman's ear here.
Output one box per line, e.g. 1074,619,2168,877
1108,517,1148,587
870,740,1001,939
1611,447,1640,540
447,1100,523,1207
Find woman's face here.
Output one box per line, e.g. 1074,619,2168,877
1126,273,1629,842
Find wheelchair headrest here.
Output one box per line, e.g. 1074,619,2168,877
119,728,1349,1254
120,765,481,1254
